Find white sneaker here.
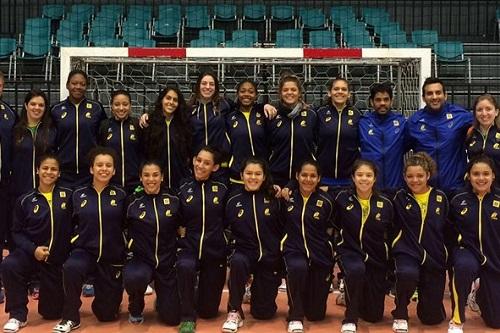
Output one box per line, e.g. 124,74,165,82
448,321,463,333
222,311,243,333
340,322,356,333
3,318,27,333
467,288,479,313
392,319,408,333
145,285,154,296
287,321,303,333
52,320,80,333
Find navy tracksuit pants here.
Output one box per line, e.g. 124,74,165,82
123,257,180,325
176,250,226,321
284,254,332,322
61,248,123,324
451,247,500,328
227,251,282,319
338,252,387,325
392,254,446,325
2,250,64,321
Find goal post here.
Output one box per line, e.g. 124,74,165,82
60,47,431,116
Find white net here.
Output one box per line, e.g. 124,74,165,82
62,48,428,117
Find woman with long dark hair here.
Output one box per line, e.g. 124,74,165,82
142,86,192,190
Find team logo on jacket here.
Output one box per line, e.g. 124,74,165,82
139,203,145,209
238,209,244,217
186,195,193,203
460,207,468,215
491,212,498,220
164,198,170,205
110,199,117,206
347,119,353,126
139,211,146,219
166,210,172,217
0,105,3,110
469,140,476,147
213,197,219,204
256,119,262,126
446,113,453,120
81,199,87,208
493,200,500,208
300,120,307,127
405,203,412,210
301,111,307,117
277,120,282,128
236,201,242,207
61,112,67,119
61,202,67,210
313,212,320,220
264,208,271,216
264,198,270,204
110,190,116,196
33,205,39,214
435,207,441,215
348,110,354,116
496,132,500,139
368,129,374,135
377,201,384,208
212,185,218,192
420,124,426,132
85,112,91,119
316,200,323,207
130,134,136,141
325,116,332,122
375,212,381,221
3,113,7,120
232,121,238,128
86,103,92,109
60,191,66,198
393,120,400,126
287,205,294,212
129,124,135,131
436,195,443,202
346,204,354,211
494,143,500,149
107,133,113,140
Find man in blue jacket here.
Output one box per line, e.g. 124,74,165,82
359,83,406,197
405,77,473,196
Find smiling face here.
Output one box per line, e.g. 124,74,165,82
296,163,320,197
371,91,392,115
90,154,115,185
468,162,495,197
37,158,60,189
423,82,447,112
352,164,376,197
162,89,179,118
141,164,163,195
237,81,257,108
404,165,430,194
328,79,350,108
193,149,219,181
474,98,499,130
199,74,216,101
111,93,131,121
25,96,46,125
66,73,87,103
241,163,265,192
280,81,300,107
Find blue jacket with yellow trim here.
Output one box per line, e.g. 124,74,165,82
449,190,500,273
226,104,269,181
126,190,181,269
466,126,500,188
282,190,334,268
315,103,360,183
267,105,317,187
71,184,127,263
334,189,393,268
98,116,142,191
51,97,107,185
190,99,232,159
226,189,283,264
0,100,17,183
178,177,228,260
405,102,473,193
392,188,449,270
12,186,73,265
359,110,406,191
10,125,56,198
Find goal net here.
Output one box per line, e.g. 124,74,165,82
60,47,431,117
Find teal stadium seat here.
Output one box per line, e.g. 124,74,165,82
225,30,258,47
199,29,225,44
300,8,327,30
270,5,296,42
213,4,238,35
68,4,94,23
154,6,182,46
88,18,117,41
309,30,337,48
242,4,267,44
190,38,220,47
275,29,303,48
0,38,17,78
122,20,150,46
42,4,65,20
411,30,439,47
433,41,471,82
127,5,152,27
99,4,124,21
186,5,210,29
90,37,123,47
330,6,357,28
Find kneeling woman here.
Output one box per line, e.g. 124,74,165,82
335,159,393,333
391,152,448,333
222,158,283,332
123,160,181,325
2,154,72,333
52,147,127,333
449,155,500,332
282,160,334,333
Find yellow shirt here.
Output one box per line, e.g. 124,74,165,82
414,188,431,221
41,191,53,207
359,198,370,223
241,110,251,122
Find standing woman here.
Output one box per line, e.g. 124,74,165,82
176,146,228,333
466,94,500,188
391,152,448,332
267,75,317,187
315,77,361,192
282,160,334,333
142,86,192,190
226,80,269,186
123,160,181,325
10,89,56,200
52,147,127,333
98,89,141,193
335,159,393,333
51,69,107,188
222,158,283,332
2,154,72,333
448,155,500,332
